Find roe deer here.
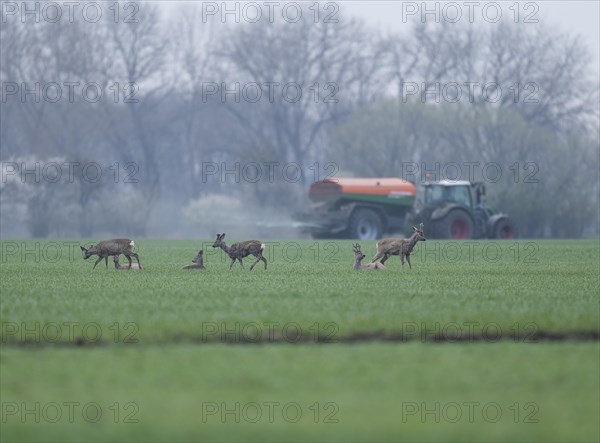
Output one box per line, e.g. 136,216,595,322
80,238,141,270
370,223,426,270
353,243,386,270
182,250,206,270
113,255,143,270
212,233,267,270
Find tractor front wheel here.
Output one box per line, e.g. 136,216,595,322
436,210,474,240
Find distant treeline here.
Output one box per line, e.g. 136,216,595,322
1,2,598,238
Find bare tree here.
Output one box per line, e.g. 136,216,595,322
168,5,219,198
218,15,386,185
98,3,172,233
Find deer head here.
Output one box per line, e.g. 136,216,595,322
352,243,366,261
212,233,226,249
412,223,426,241
80,245,95,260
192,250,204,263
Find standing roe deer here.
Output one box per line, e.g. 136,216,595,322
370,223,426,270
182,250,206,270
353,243,386,270
212,233,267,270
113,255,143,270
80,239,141,270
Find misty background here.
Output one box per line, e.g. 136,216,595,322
1,1,598,239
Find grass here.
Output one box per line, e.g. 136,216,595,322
2,344,599,442
1,240,598,343
1,239,599,441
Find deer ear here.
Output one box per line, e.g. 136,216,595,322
80,246,86,252
221,233,226,239
199,250,203,254
412,226,418,231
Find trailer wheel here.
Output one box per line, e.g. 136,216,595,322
493,218,515,239
349,208,383,240
436,210,474,239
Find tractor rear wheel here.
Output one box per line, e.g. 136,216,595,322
348,208,383,240
492,218,515,239
436,210,474,239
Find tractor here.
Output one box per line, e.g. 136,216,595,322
409,180,515,240
293,178,515,240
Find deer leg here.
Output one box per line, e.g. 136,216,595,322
249,260,257,271
122,254,132,270
401,255,405,269
380,254,390,265
406,254,412,269
104,256,109,269
229,258,236,269
238,258,245,269
261,256,268,270
370,252,383,263
249,255,262,271
92,256,103,269
130,252,141,267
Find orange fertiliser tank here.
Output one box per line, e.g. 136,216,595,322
309,178,416,207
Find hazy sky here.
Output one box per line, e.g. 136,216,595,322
342,1,599,71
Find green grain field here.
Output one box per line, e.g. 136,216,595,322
1,239,599,442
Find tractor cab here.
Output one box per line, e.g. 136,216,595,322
414,180,514,239
423,180,475,208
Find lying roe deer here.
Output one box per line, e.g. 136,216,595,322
370,223,426,270
353,243,386,271
182,250,206,270
212,233,267,270
113,255,143,270
80,239,141,270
